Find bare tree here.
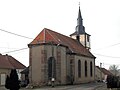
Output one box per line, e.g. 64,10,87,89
109,64,119,76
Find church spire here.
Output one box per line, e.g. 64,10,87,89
76,4,85,35
77,6,83,25
70,4,91,50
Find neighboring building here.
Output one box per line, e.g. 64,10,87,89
0,54,26,86
28,6,96,86
95,66,113,82
20,66,29,82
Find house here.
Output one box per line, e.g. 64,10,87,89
0,54,26,86
20,66,29,84
28,6,96,86
95,66,113,82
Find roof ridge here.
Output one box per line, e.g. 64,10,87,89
45,28,89,53
5,55,14,69
8,55,26,69
45,28,80,43
43,28,46,43
45,29,60,43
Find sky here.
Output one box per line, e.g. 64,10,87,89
0,0,120,69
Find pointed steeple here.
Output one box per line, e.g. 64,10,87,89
76,5,85,35
70,4,91,50
77,6,83,25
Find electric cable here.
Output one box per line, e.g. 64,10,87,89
0,29,33,39
94,53,120,58
93,42,120,51
2,47,28,54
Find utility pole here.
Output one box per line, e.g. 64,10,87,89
100,63,102,81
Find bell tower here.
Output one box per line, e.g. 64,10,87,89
70,5,91,50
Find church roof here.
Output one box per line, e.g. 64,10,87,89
29,28,95,58
0,54,26,69
70,31,90,36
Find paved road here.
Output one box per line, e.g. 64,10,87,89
0,82,105,90
95,84,120,90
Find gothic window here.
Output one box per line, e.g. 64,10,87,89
90,61,93,77
70,60,73,76
85,61,87,77
78,60,81,78
48,57,56,80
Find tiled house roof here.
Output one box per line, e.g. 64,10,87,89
101,68,113,76
96,66,113,76
29,28,95,58
0,54,26,69
20,66,29,74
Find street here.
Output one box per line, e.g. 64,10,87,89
0,82,105,90
2,82,120,90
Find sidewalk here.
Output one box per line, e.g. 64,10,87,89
0,82,105,90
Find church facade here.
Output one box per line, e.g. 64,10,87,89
28,6,96,86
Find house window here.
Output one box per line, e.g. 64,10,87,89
85,61,87,77
78,60,81,78
90,61,93,77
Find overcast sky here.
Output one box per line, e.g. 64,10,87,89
0,0,120,69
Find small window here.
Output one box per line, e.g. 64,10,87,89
87,35,89,42
70,60,73,64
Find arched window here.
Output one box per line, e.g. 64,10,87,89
90,61,93,77
85,61,87,77
70,60,73,76
48,57,56,80
78,60,81,78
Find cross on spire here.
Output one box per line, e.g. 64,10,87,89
79,2,80,7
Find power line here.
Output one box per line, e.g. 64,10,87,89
2,47,28,54
96,61,120,67
94,42,120,51
0,29,33,39
94,53,120,58
0,47,18,49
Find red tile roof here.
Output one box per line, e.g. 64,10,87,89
96,66,113,75
101,68,113,76
0,54,26,69
29,28,95,58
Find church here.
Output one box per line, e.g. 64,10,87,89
28,6,96,86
